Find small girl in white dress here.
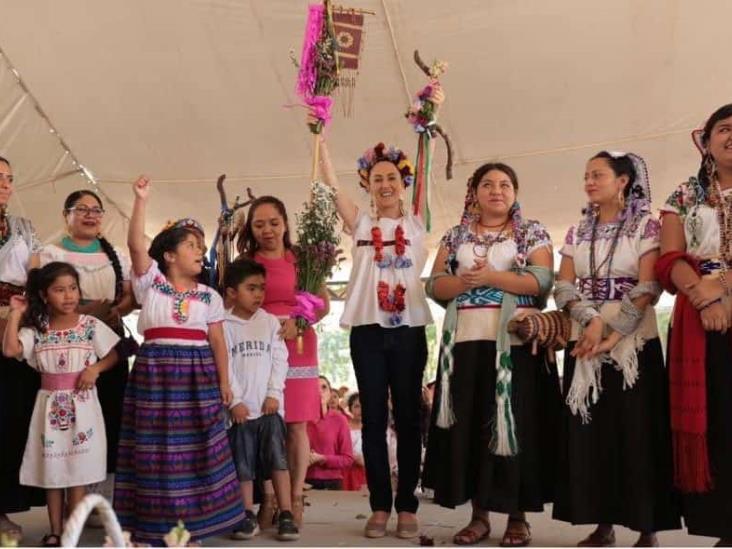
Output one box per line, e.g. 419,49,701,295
2,261,119,547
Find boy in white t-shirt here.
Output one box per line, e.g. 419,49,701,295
223,258,298,541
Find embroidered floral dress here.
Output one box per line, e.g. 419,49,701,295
17,315,119,488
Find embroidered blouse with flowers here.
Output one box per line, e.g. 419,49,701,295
660,176,732,273
0,215,42,312
440,219,551,343
16,315,119,488
560,213,661,340
40,241,131,304
340,211,432,329
132,260,224,345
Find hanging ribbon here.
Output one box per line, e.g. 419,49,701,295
412,132,433,230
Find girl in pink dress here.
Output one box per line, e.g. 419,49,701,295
237,196,329,527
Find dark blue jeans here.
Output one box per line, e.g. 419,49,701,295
350,324,427,513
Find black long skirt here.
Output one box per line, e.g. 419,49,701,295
553,338,681,533
681,331,732,539
422,340,562,513
0,355,45,513
96,355,129,473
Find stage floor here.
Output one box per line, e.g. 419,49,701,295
12,489,712,547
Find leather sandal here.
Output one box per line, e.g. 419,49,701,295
578,529,616,547
41,534,61,547
500,519,532,547
453,515,491,545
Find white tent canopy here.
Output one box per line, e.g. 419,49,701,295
2,0,731,276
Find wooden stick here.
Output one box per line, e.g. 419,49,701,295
311,133,321,183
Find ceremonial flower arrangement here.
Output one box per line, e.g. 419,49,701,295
296,1,340,134
404,60,448,136
292,180,342,348
404,55,450,230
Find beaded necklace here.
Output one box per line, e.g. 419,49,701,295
710,180,732,270
471,219,510,259
0,206,9,249
151,275,212,324
588,212,625,305
372,224,412,325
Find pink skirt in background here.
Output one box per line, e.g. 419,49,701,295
283,327,320,424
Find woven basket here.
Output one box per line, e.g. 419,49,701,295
60,494,126,547
507,310,571,362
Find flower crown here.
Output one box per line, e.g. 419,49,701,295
356,142,415,190
160,217,205,236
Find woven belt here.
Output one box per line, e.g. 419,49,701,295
578,276,637,302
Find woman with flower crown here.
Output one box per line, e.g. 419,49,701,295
422,162,559,547
656,104,732,546
552,151,680,547
310,86,443,540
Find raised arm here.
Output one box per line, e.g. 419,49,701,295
128,176,153,276
318,137,359,232
1,296,26,358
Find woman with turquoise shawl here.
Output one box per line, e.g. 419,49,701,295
422,162,560,547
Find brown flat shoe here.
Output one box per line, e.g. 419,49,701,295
500,519,531,547
454,515,491,546
578,529,616,547
396,519,419,539
364,513,389,538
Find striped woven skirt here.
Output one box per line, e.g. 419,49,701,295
114,342,244,545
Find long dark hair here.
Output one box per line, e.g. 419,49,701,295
469,162,519,193
236,196,293,258
698,104,732,191
591,151,637,200
24,262,81,332
63,190,124,303
148,226,202,276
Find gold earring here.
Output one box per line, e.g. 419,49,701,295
618,190,625,209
